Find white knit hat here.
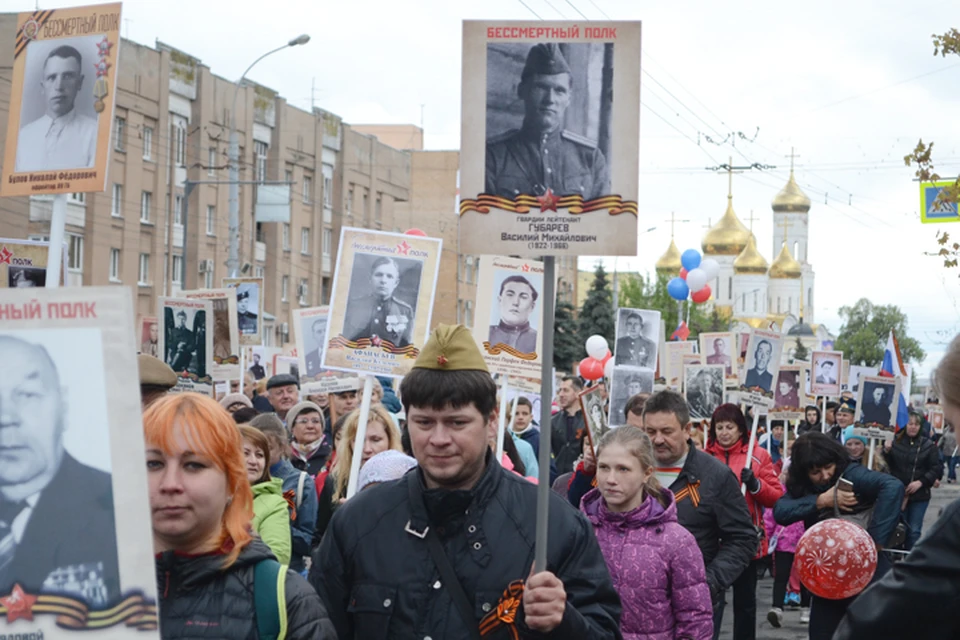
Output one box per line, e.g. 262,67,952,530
357,450,418,491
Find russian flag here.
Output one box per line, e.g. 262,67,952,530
671,321,690,342
879,330,910,429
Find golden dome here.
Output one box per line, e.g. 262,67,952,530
769,242,802,279
772,170,811,213
733,234,769,275
702,197,751,256
655,238,682,275
742,317,770,329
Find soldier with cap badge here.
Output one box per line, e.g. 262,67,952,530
344,257,414,347
237,289,258,335
486,43,610,201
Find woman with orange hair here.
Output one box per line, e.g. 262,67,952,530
144,394,334,639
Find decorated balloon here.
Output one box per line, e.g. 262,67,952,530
405,228,428,236
679,267,688,280
667,277,689,301
795,519,877,600
585,335,610,361
686,268,708,292
603,357,615,381
700,257,720,280
691,285,712,304
680,248,701,271
579,357,604,381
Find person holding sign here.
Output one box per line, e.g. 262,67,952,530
311,325,621,639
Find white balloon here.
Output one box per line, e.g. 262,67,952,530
604,357,615,381
700,258,720,280
585,335,609,360
686,268,708,292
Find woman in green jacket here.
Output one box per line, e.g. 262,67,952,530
239,425,292,565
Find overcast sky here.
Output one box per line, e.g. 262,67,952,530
14,0,960,376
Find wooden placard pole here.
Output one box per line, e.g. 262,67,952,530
345,375,376,499
534,256,556,572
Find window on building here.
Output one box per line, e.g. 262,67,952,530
285,168,293,187
753,290,758,314
172,255,183,284
322,165,333,208
322,228,332,256
67,234,83,271
346,186,353,213
109,249,120,281
208,147,216,176
282,275,289,302
303,175,312,204
206,205,215,235
322,277,331,304
375,194,382,221
174,195,184,226
111,184,122,217
301,228,310,255
465,300,474,328
68,192,85,204
283,223,291,251
254,141,268,183
142,126,153,160
138,254,149,285
174,123,186,167
140,191,152,223
299,278,309,305
114,116,125,151
362,189,369,219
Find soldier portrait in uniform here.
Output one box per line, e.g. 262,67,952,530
139,318,159,358
860,380,896,427
774,369,802,410
684,365,724,421
608,365,654,427
744,339,775,392
485,42,612,201
487,271,541,355
304,316,329,377
811,350,842,396
15,37,100,173
343,254,421,348
614,308,658,369
8,265,46,288
236,286,259,336
162,306,207,378
248,352,266,380
700,331,738,380
579,384,609,447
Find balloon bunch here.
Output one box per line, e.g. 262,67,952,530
667,249,719,305
579,335,614,381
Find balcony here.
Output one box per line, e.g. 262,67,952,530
29,196,85,227
255,241,266,263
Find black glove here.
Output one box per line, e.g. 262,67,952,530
740,467,761,493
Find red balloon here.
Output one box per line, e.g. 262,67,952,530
579,357,604,381
601,350,612,365
405,228,428,236
691,284,712,304
679,267,688,280
795,519,877,600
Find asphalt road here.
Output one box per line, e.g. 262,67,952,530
716,480,960,639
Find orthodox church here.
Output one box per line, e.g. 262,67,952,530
655,165,834,353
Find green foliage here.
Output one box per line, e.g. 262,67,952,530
553,300,580,373
577,264,616,349
834,298,925,367
792,336,809,363
618,272,729,339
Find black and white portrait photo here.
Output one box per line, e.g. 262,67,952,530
742,331,783,395
846,365,878,393
609,365,654,427
235,283,259,337
303,315,329,377
488,270,542,355
248,350,266,380
579,384,609,447
0,328,119,607
343,254,422,348
859,379,898,427
684,364,724,421
774,368,802,410
701,332,737,379
163,306,207,378
211,298,231,363
811,351,842,396
614,308,659,368
14,36,101,173
7,265,46,288
484,42,612,200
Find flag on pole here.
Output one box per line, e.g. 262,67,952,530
879,330,910,429
671,321,690,342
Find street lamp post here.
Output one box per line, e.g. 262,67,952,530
227,34,310,278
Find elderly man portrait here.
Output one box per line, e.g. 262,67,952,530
16,45,98,172
488,275,539,354
140,321,159,358
615,312,655,367
0,336,119,605
344,257,414,347
485,43,610,200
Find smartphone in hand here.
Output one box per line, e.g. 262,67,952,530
838,477,855,493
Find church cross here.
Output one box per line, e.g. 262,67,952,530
785,147,800,173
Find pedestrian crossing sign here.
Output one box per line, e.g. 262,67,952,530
920,179,960,224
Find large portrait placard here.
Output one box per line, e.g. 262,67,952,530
683,364,725,421
662,340,696,389
157,297,214,396
613,308,659,370
699,331,737,384
810,350,842,397
293,306,361,394
0,238,66,288
459,21,641,257
739,329,784,408
1,4,122,197
222,278,263,346
854,375,902,442
608,365,653,427
771,365,807,420
579,384,609,449
323,228,442,378
0,287,159,637
182,288,240,380
471,256,547,378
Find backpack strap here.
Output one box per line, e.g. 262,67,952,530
254,558,289,640
296,472,307,509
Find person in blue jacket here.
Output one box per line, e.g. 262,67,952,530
773,431,904,640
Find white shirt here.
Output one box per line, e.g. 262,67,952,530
12,494,40,545
15,108,98,172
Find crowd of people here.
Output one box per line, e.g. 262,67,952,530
130,325,960,639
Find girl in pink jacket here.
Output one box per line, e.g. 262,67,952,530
581,426,713,640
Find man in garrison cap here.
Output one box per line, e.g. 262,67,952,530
486,43,610,201
311,324,621,640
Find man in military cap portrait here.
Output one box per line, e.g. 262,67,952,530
488,274,539,354
615,311,656,368
236,288,258,335
166,309,196,372
485,43,610,201
344,257,415,347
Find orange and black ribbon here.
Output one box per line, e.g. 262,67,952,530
479,580,524,640
482,342,538,361
14,10,55,59
0,589,157,631
327,335,420,359
674,480,702,507
459,193,638,217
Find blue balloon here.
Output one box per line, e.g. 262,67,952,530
681,249,702,271
667,277,689,301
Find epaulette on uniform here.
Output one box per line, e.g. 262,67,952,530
561,130,598,148
392,297,414,311
487,129,520,145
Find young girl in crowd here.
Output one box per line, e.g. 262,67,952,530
239,425,292,565
331,404,403,502
580,425,713,640
143,394,334,638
